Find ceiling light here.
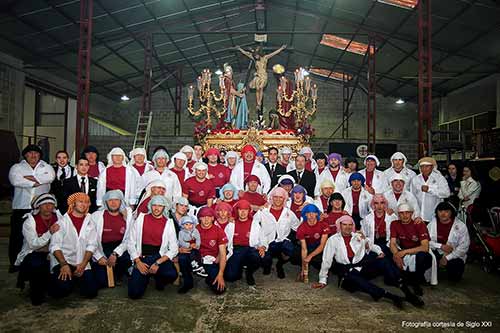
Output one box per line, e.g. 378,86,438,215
215,69,223,75
121,95,130,101
395,98,405,104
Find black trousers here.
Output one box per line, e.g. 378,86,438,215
18,252,50,305
9,209,31,267
433,251,465,282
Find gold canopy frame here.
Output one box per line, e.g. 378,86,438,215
200,127,309,155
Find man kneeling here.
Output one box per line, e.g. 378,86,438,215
313,215,423,308
128,195,178,299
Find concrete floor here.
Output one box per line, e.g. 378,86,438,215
0,238,499,333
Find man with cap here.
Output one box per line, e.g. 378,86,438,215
178,207,228,294
359,155,388,195
288,154,316,197
239,175,268,211
142,149,182,204
62,157,98,214
81,145,105,179
180,145,196,173
127,195,178,299
279,147,294,171
314,179,336,214
315,153,349,196
169,152,190,188
390,203,434,297
342,172,373,230
183,161,216,208
230,144,271,194
97,147,140,208
313,215,422,309
49,192,98,299
134,179,168,218
129,147,154,176
224,200,262,285
91,190,134,288
205,148,231,197
8,144,55,272
253,187,300,278
383,173,421,221
383,152,416,191
293,204,329,281
361,194,398,256
428,202,469,282
410,157,450,223
264,147,287,189
15,193,61,305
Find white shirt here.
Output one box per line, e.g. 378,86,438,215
314,168,350,196
428,217,470,262
55,165,74,180
383,189,421,220
253,206,300,249
341,187,373,219
458,178,481,209
230,160,272,194
127,213,179,260
383,167,416,191
91,208,134,261
76,174,90,194
360,211,398,252
410,171,450,221
49,213,97,271
359,168,388,194
97,165,141,206
9,160,55,209
318,232,374,285
142,168,182,204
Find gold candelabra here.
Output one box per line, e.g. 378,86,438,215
187,69,226,127
277,67,318,127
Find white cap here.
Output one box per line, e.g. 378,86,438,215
364,154,380,166
174,196,189,206
398,203,414,212
193,161,208,170
391,173,406,182
172,152,187,161
299,146,313,155
280,147,292,155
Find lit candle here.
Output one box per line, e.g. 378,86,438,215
219,75,224,90
197,76,202,91
277,85,282,102
188,85,194,99
311,84,317,99
305,76,311,94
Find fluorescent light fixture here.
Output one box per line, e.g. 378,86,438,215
215,69,223,75
121,95,130,101
377,0,417,9
395,98,405,104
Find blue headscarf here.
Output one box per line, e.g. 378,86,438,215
349,172,365,187
219,183,238,200
148,195,171,218
301,204,321,222
101,190,127,212
290,185,307,201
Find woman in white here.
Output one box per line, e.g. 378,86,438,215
458,165,481,209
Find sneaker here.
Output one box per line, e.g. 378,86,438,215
195,270,208,278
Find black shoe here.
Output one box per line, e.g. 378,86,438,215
405,293,425,307
384,292,404,309
246,272,256,286
276,262,285,279
412,284,423,296
178,286,192,294
263,266,271,275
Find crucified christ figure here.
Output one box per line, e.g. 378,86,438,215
237,44,287,111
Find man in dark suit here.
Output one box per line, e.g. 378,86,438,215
264,147,287,190
288,154,316,197
61,157,97,213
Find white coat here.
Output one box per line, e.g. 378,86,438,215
141,168,182,204
15,210,63,266
253,206,300,249
359,168,388,194
383,189,421,219
318,232,375,285
91,207,134,261
383,168,416,191
9,160,55,209
428,217,470,263
49,213,97,271
127,213,178,260
314,168,350,196
341,187,373,219
97,165,141,206
230,160,272,194
313,196,328,213
458,178,481,209
222,219,261,259
360,211,397,247
410,171,450,222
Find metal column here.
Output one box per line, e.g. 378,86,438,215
367,37,376,154
75,0,93,158
174,66,183,136
418,0,433,158
342,72,350,139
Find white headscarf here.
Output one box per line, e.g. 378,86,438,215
390,152,407,168
152,149,169,168
107,147,128,166
129,148,149,165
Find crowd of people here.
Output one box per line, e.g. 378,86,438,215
8,143,478,308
